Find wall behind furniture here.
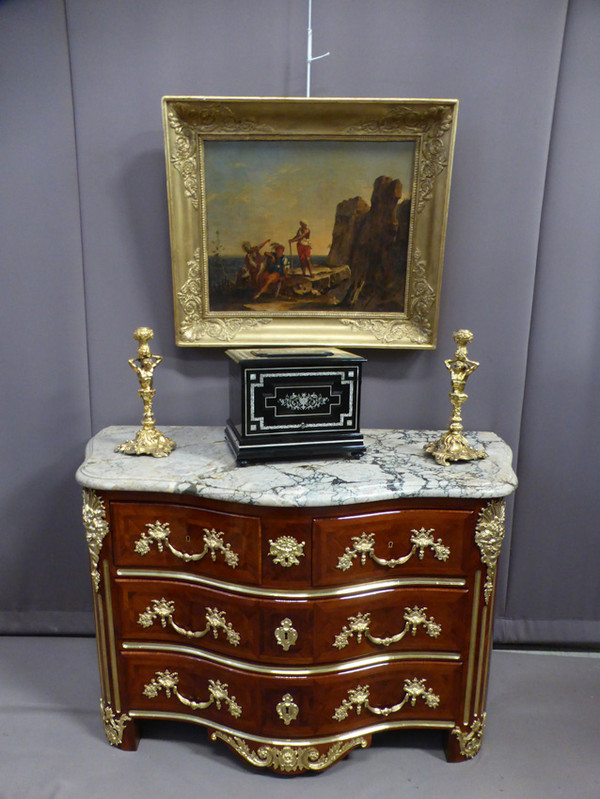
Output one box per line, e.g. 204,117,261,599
1,0,598,646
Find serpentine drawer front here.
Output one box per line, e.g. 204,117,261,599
77,426,517,774
115,579,470,664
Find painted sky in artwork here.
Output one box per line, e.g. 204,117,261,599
203,139,415,256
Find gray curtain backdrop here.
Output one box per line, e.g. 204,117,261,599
1,0,598,645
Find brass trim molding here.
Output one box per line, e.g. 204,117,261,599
100,699,131,746
475,500,506,604
131,708,454,742
82,489,109,591
133,521,239,568
117,567,466,599
268,536,306,568
210,731,368,773
463,570,481,726
123,641,460,676
93,595,111,705
333,606,441,650
333,679,440,721
103,560,122,713
138,598,241,646
452,713,486,759
143,670,242,718
337,528,450,572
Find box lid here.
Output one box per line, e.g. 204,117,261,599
225,347,366,365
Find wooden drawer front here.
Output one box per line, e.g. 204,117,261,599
115,579,258,662
116,581,470,666
314,587,469,662
122,651,461,739
312,509,473,586
110,502,260,584
258,588,469,665
123,651,254,733
252,662,461,738
314,660,462,737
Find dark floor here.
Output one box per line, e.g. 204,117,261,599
0,637,598,798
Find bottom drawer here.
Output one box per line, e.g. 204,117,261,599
121,650,463,739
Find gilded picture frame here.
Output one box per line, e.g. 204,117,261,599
162,97,458,348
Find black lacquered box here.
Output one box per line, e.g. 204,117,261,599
225,347,366,463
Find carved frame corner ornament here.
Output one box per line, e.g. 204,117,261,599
178,248,274,344
100,699,131,747
166,108,199,209
451,713,486,759
82,489,109,592
475,500,506,604
163,97,457,349
210,731,368,773
345,103,456,214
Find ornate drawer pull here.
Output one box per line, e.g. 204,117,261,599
336,528,450,572
133,521,239,568
333,678,440,721
143,669,242,718
137,599,241,646
333,606,442,650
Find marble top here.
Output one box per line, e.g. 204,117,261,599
76,426,517,508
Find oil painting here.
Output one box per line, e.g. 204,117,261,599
163,97,458,348
205,138,415,316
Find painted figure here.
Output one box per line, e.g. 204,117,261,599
289,220,314,277
237,238,270,288
254,243,288,299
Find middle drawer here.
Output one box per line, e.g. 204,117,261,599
115,578,470,665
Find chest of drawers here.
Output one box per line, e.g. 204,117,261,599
77,426,517,774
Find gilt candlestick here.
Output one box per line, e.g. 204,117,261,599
115,327,175,458
424,330,487,466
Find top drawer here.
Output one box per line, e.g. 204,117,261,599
110,502,261,585
312,508,473,586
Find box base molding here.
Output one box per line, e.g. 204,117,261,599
225,420,366,464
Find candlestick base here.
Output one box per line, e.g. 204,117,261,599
424,431,486,467
116,426,175,458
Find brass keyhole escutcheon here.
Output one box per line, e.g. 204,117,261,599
274,618,298,652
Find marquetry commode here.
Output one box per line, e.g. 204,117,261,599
77,426,517,774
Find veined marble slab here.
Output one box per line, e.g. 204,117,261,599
76,427,517,508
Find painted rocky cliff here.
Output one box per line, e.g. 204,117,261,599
327,175,411,312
